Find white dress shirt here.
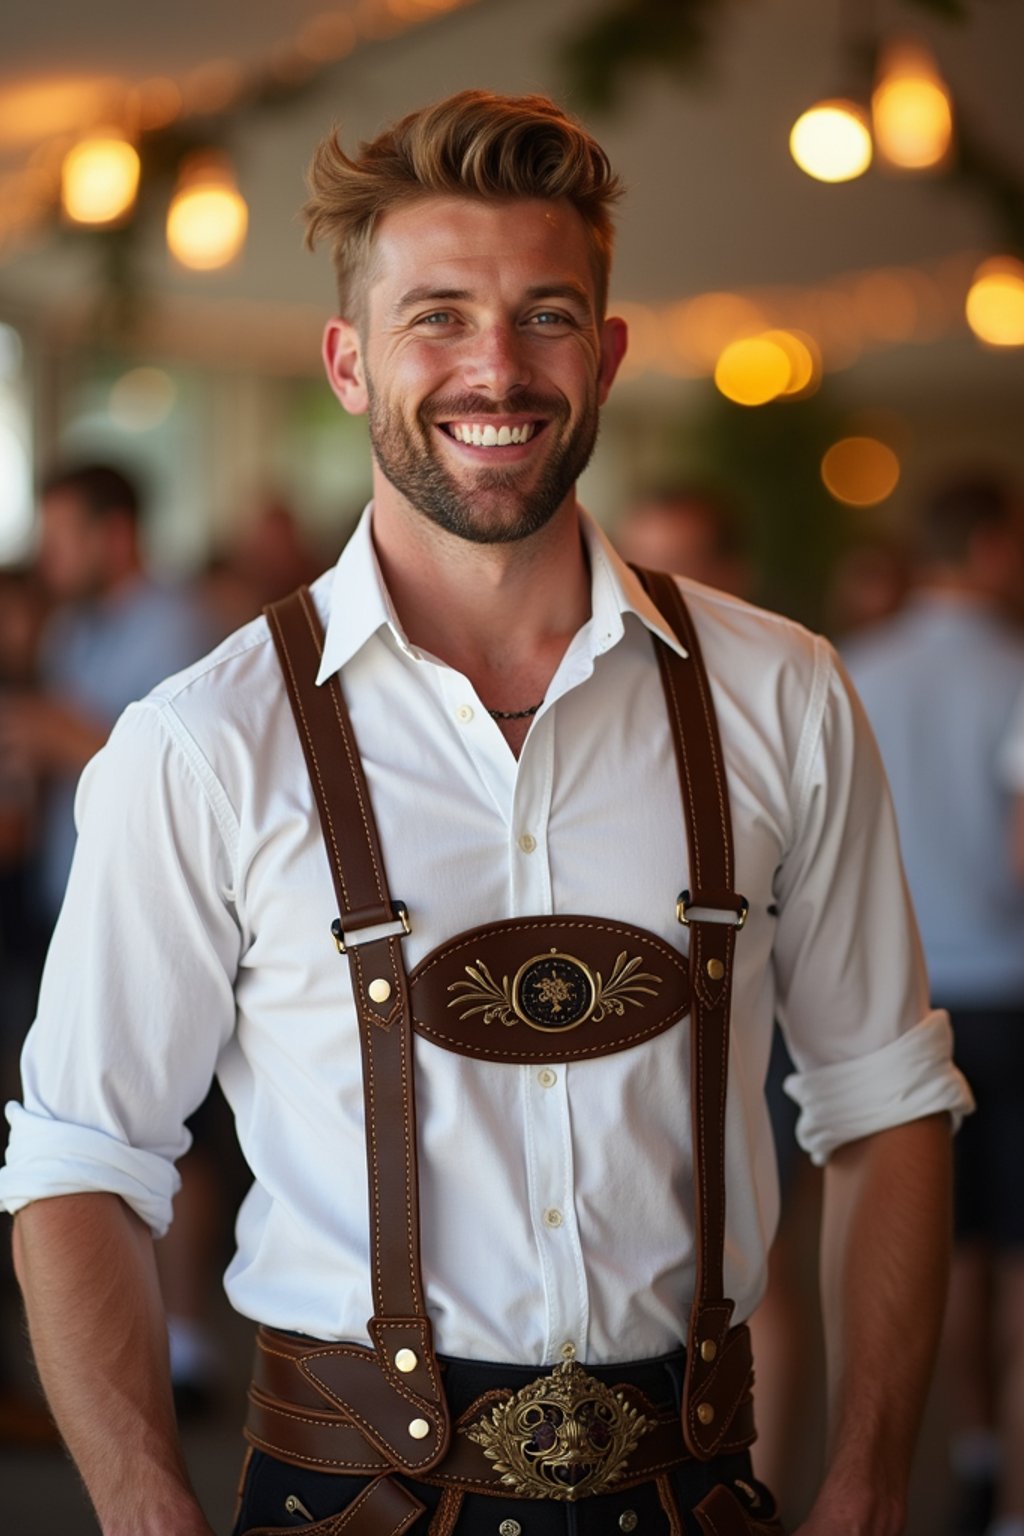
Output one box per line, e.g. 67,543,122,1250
0,509,971,1365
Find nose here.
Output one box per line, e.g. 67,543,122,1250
462,321,531,399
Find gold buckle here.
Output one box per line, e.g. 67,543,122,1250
464,1349,652,1501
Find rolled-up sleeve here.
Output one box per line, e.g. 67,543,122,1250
0,698,241,1235
772,642,973,1163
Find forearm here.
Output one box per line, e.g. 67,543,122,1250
12,1192,213,1536
805,1113,952,1536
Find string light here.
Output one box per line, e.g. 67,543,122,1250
61,131,140,225
872,41,953,171
166,153,248,271
789,99,872,184
965,257,1024,347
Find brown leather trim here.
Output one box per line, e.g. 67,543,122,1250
246,1329,756,1486
238,1473,427,1536
265,594,448,1462
635,570,749,1459
410,916,690,1063
693,1482,785,1536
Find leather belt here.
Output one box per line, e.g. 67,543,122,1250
245,1328,756,1501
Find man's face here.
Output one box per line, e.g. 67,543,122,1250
324,196,625,545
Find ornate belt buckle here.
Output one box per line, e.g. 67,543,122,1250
464,1348,652,1501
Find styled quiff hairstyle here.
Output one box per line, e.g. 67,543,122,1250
304,90,623,319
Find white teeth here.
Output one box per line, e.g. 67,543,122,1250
449,422,536,447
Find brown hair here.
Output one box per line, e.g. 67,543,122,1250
304,90,622,318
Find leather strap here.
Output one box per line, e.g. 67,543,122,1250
247,1326,756,1483
264,568,748,1465
634,569,747,1458
266,590,449,1471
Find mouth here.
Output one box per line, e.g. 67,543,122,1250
437,419,545,450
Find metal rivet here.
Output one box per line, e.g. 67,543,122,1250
499,1522,522,1536
706,958,724,981
394,1347,418,1373
408,1417,431,1439
696,1402,715,1426
620,1513,639,1532
700,1338,718,1363
368,978,392,1004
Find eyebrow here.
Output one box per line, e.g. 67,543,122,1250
391,282,594,318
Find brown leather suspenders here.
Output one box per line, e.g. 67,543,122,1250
264,568,752,1466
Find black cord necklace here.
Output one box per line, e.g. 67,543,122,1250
487,700,544,721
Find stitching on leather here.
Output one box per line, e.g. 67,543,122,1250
294,1359,439,1471
297,589,388,909
267,604,350,913
412,1011,684,1059
413,920,689,983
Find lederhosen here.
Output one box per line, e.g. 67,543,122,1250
236,571,779,1536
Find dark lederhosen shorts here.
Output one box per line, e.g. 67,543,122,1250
232,1349,779,1536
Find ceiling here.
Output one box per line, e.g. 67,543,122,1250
1,0,1023,390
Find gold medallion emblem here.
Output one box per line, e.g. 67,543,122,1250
448,950,661,1035
464,1353,651,1500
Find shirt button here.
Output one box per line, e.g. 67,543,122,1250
455,705,474,723
518,833,537,854
537,1068,557,1088
543,1208,563,1228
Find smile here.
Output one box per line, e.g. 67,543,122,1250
443,421,538,448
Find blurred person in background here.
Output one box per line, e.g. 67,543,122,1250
845,473,1024,1536
824,533,911,643
616,485,822,1521
615,482,753,598
0,462,216,932
200,495,330,640
0,461,225,1421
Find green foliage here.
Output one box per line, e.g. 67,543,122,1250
663,385,848,629
561,0,719,114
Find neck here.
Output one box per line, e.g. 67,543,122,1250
370,489,592,706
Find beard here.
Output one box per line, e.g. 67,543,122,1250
365,381,600,545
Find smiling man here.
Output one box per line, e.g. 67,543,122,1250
1,93,970,1536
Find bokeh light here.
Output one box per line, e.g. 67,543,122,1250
965,258,1024,347
872,43,953,170
789,100,872,184
167,154,248,271
714,335,793,406
821,437,901,506
61,132,140,225
109,368,178,431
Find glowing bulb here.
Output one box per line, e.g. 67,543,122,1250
61,132,140,225
714,335,793,407
789,100,872,184
166,154,248,271
821,438,900,506
965,258,1024,347
872,43,953,170
762,329,820,396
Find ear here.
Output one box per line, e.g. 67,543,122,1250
597,316,628,405
323,317,368,416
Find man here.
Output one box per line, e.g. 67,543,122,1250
0,462,214,931
1,93,969,1536
845,475,1024,1536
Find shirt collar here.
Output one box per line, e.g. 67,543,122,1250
315,502,688,687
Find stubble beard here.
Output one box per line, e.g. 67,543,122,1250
366,380,601,546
